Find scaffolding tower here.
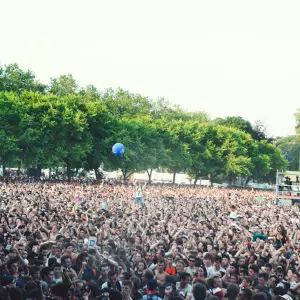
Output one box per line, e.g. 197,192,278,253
276,170,300,205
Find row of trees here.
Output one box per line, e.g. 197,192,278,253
0,63,288,185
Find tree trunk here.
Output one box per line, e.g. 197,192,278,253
2,165,5,182
244,176,251,187
210,175,214,187
172,172,176,184
122,169,127,183
66,162,71,182
94,168,100,180
193,176,199,188
37,165,42,180
17,164,21,179
146,169,153,184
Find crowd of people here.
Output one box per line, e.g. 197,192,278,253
0,179,299,300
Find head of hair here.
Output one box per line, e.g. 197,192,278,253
29,266,40,276
197,265,207,278
144,269,154,281
40,267,52,281
206,277,216,289
249,264,259,274
108,270,117,278
52,263,62,269
227,284,240,300
122,280,133,289
48,257,57,268
7,258,18,270
130,276,141,290
214,255,222,263
109,290,123,300
192,283,207,300
51,283,69,299
180,272,191,281
122,271,131,280
264,263,272,270
253,292,268,300
273,286,285,296
9,287,23,300
204,253,214,261
241,288,253,300
243,276,252,285
230,273,239,281
258,272,269,281
61,255,72,265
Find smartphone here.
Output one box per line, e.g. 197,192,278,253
88,236,97,249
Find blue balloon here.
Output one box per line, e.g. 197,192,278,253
112,143,125,156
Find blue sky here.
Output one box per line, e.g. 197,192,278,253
1,0,299,137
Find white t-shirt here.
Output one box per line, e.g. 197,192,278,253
207,266,226,277
101,200,108,211
136,187,143,198
176,282,192,296
229,211,237,219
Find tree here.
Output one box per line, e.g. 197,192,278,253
214,116,272,142
105,122,143,182
49,74,78,97
103,88,152,122
151,98,209,122
105,121,163,182
254,140,288,183
139,127,167,184
17,92,64,175
252,120,270,141
84,99,118,178
18,92,92,180
181,122,217,186
0,64,46,94
50,95,92,180
0,92,21,178
155,119,190,183
182,123,254,186
276,136,300,171
214,116,254,136
79,84,101,101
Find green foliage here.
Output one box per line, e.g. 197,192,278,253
0,63,288,184
214,116,254,135
0,64,46,94
152,98,209,122
181,123,255,184
103,88,152,122
276,136,299,171
214,116,270,142
49,74,78,97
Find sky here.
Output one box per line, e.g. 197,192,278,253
1,0,300,137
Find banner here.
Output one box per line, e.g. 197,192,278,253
255,197,265,201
